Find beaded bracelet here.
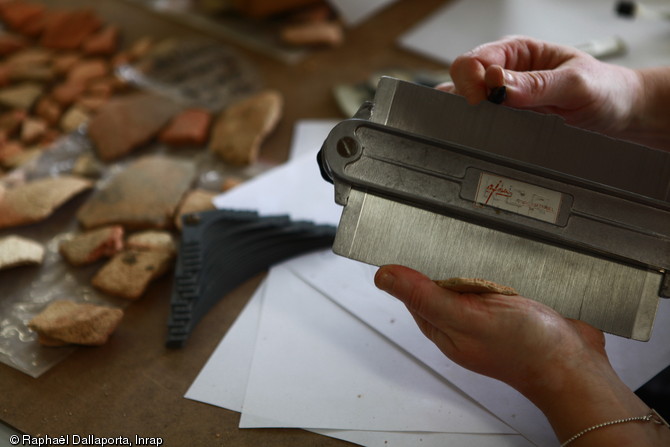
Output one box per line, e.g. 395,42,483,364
561,409,670,446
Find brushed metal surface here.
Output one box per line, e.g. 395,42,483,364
322,122,670,269
371,78,670,203
334,190,661,340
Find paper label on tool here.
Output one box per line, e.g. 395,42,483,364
474,173,562,224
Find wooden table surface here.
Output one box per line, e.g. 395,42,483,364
0,1,449,445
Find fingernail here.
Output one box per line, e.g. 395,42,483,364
374,268,395,293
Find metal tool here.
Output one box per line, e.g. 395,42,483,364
318,77,670,341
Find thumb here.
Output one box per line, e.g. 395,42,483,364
374,264,435,309
485,65,570,109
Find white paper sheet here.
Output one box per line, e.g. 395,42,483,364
239,265,517,434
316,430,532,447
185,281,266,412
399,0,670,68
186,264,535,447
288,119,338,159
212,152,340,225
286,251,555,446
286,250,670,447
212,121,340,226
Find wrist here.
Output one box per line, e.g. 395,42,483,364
517,351,670,446
513,349,647,439
560,409,670,447
615,67,670,151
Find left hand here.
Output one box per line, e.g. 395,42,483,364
373,264,608,399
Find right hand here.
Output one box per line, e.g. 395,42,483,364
438,36,643,136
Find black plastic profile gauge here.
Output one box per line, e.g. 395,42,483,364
167,209,336,348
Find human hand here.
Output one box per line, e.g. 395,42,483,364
438,36,643,136
374,264,670,445
373,264,608,398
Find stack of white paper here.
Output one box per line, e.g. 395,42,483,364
185,121,670,447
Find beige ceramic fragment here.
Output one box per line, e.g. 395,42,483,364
0,235,44,270
0,144,40,170
435,277,519,295
280,21,344,47
0,140,23,168
127,36,154,61
92,249,174,300
60,105,90,133
126,230,176,254
0,175,92,229
209,90,283,166
36,333,69,347
67,58,108,84
5,47,52,69
59,225,124,266
52,53,80,75
4,47,53,82
7,62,54,83
20,116,47,144
71,153,104,178
77,155,195,230
174,188,216,229
0,64,9,87
28,300,123,346
87,92,182,161
0,82,43,109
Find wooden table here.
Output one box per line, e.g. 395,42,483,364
0,1,448,445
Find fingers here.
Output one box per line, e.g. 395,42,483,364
374,264,470,332
374,264,446,311
483,64,506,89
449,36,582,107
453,60,587,114
449,38,516,104
435,81,456,94
449,54,489,104
374,265,462,354
492,67,566,109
